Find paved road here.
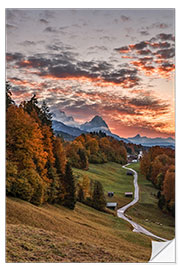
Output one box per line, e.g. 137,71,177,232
117,164,167,242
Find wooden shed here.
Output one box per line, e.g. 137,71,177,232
126,171,133,176
106,202,118,210
125,192,133,197
108,192,114,197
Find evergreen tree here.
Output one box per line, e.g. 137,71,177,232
63,162,76,210
41,100,52,127
92,181,106,211
77,186,85,202
6,81,14,109
78,148,89,170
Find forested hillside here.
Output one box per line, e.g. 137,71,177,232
140,146,175,216
6,83,130,212
6,83,75,209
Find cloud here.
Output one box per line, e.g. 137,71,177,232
7,51,140,88
155,48,175,59
114,46,130,53
88,46,108,51
100,36,116,41
129,41,148,50
44,26,59,33
129,96,169,112
6,52,24,62
156,33,175,41
137,49,152,55
6,23,17,30
39,18,49,24
46,44,74,52
120,15,130,22
18,40,36,46
114,33,175,79
140,31,149,36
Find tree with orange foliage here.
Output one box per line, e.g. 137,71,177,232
6,105,48,204
42,125,55,168
140,152,151,179
6,105,48,174
53,137,67,175
163,165,175,203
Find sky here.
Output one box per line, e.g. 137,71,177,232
6,8,175,138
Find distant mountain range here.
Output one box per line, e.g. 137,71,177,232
52,111,175,148
52,113,129,143
128,134,175,148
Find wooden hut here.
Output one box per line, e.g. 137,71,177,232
106,202,118,210
108,192,114,197
125,192,133,197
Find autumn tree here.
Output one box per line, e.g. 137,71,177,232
140,152,151,180
63,162,76,210
6,105,47,173
53,137,67,175
6,105,48,205
163,165,175,203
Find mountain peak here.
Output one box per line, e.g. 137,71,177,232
134,134,141,138
89,115,108,128
92,115,103,120
80,115,109,131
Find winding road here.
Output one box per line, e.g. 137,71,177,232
117,164,167,242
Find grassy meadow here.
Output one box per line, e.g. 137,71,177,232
74,162,175,240
6,196,151,263
6,161,175,262
126,163,175,240
73,162,134,208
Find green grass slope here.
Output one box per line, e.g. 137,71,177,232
6,197,151,263
126,163,175,240
73,162,175,240
74,162,134,208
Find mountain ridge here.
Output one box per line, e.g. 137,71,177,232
128,133,175,147
52,112,175,147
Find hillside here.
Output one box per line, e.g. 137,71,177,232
126,163,175,240
6,197,151,263
73,162,175,240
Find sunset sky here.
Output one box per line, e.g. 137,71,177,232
6,8,175,138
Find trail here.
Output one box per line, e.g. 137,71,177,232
117,164,167,242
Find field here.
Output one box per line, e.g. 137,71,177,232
73,162,134,208
6,197,151,263
126,163,175,240
6,161,175,262
73,162,175,240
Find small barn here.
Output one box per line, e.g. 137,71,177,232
106,202,118,210
125,192,133,197
108,192,114,197
126,171,133,176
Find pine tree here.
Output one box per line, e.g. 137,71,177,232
41,101,52,127
92,181,106,211
63,162,76,210
77,186,85,202
78,148,89,170
6,81,14,109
